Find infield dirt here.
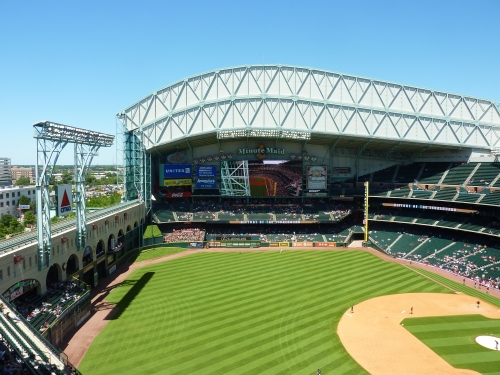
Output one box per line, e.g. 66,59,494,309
338,293,500,375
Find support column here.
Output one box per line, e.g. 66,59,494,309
74,143,101,250
35,136,67,271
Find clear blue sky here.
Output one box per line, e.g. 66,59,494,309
1,0,498,165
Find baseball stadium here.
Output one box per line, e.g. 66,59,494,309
1,65,500,374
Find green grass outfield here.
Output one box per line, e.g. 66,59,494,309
132,247,189,263
403,315,500,375
79,251,451,375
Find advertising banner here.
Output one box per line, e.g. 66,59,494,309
315,242,337,247
166,192,192,198
163,178,192,187
306,166,328,189
163,164,192,178
189,242,204,248
19,205,30,210
331,196,354,201
166,152,187,164
56,184,73,216
196,165,217,177
304,190,329,197
195,178,217,189
292,242,314,247
332,167,351,174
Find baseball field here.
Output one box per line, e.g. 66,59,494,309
77,250,500,374
249,176,272,196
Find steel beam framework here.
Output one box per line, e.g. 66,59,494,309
33,121,114,270
74,144,100,250
117,118,151,214
34,136,67,270
119,65,500,152
220,160,250,196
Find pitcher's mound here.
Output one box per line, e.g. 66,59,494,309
475,335,500,351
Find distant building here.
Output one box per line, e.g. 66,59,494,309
0,158,12,186
0,185,36,218
11,166,35,184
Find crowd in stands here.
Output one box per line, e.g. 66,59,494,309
205,222,355,243
163,229,205,243
370,223,500,290
10,280,87,334
155,199,354,223
0,336,25,375
248,163,302,197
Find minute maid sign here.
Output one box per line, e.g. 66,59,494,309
57,184,73,216
238,144,285,159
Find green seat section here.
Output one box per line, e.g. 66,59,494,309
441,162,478,185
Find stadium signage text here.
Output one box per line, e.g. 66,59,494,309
195,178,217,189
166,192,192,198
163,164,191,178
237,146,285,158
163,179,192,187
166,152,186,163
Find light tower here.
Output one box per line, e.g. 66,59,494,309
34,121,114,270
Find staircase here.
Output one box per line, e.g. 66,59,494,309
403,238,429,258
489,173,500,187
463,163,481,186
437,162,453,185
476,194,486,203
416,163,426,181
392,165,400,182
423,241,456,261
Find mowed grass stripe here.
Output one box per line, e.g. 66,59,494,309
134,247,190,262
146,272,424,366
94,262,431,354
80,251,450,375
131,253,416,310
104,262,424,346
91,258,442,372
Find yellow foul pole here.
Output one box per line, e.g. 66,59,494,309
364,181,369,243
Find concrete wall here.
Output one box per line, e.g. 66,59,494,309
0,203,145,297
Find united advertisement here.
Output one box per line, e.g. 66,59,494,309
162,164,192,178
57,184,73,216
306,166,328,190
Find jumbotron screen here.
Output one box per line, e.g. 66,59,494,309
247,160,302,197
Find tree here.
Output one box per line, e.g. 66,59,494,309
24,211,36,226
61,172,73,184
1,214,13,227
29,200,37,213
86,174,96,185
18,195,30,206
15,176,31,186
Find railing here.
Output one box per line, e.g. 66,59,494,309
0,294,63,359
0,200,140,253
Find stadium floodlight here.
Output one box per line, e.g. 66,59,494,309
217,129,311,140
33,121,115,147
33,120,115,270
